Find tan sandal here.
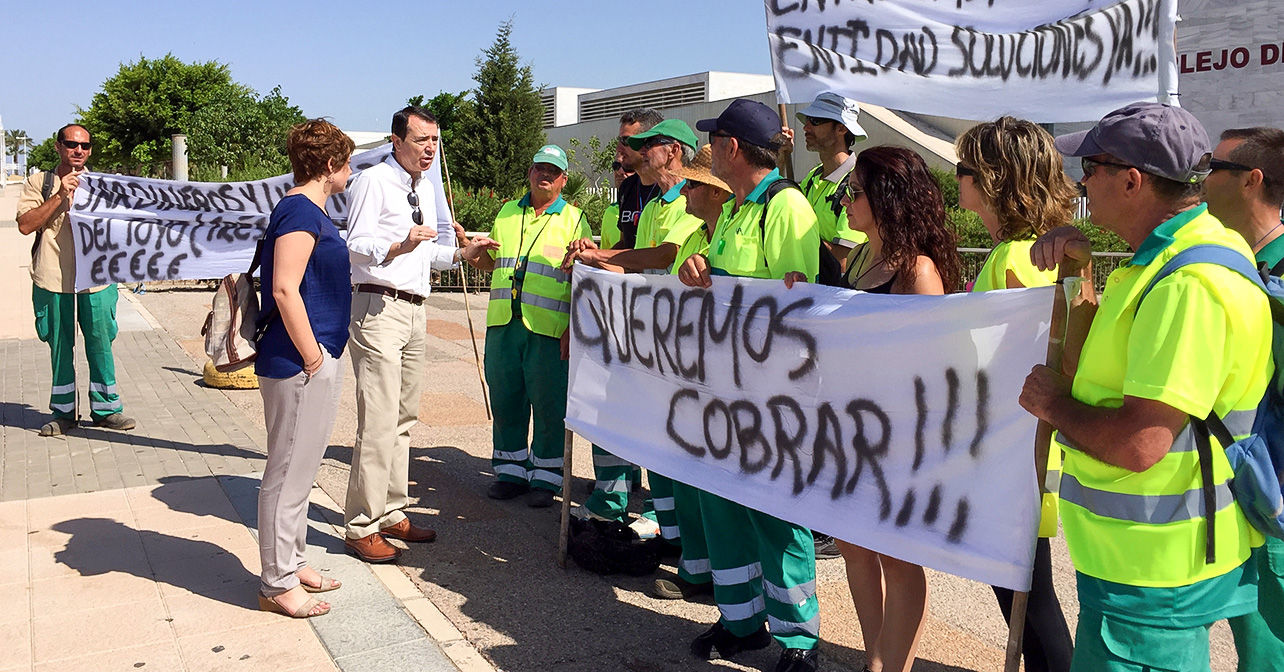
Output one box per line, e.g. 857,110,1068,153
301,576,341,593
258,592,330,618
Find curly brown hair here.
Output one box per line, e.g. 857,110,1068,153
955,117,1077,242
852,146,961,291
287,119,355,185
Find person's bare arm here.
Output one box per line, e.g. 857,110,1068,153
1020,365,1187,472
272,231,324,375
599,244,678,272
17,170,82,235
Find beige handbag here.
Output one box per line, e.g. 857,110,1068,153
201,240,275,372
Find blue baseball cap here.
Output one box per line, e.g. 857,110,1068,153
696,99,782,150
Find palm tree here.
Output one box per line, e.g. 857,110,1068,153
5,129,33,166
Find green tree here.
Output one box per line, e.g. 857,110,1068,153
187,85,306,180
407,91,470,156
27,136,58,172
77,54,241,175
452,19,546,193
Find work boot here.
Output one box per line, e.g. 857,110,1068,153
690,622,771,660
344,533,401,563
93,413,136,431
813,533,841,560
775,648,819,672
488,480,530,500
652,574,714,600
527,488,556,508
39,418,76,437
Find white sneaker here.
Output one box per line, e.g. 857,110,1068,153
628,516,660,539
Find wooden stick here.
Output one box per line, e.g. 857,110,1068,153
1003,259,1095,672
440,152,492,421
777,103,796,181
557,428,575,569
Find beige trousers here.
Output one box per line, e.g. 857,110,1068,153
258,348,343,596
344,291,427,539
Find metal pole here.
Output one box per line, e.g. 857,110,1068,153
440,150,491,420
171,134,189,181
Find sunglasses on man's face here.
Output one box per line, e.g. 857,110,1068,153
955,164,977,179
805,116,835,127
1081,156,1133,177
60,140,92,150
1209,158,1254,173
641,137,677,151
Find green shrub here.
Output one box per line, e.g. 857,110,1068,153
451,188,509,233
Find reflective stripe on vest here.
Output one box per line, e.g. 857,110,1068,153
486,199,584,338
1060,473,1235,525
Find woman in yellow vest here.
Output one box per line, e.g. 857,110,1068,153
955,117,1077,672
464,145,590,508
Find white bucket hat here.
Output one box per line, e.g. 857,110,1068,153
796,92,868,141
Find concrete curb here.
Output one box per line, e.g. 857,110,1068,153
306,484,498,672
214,471,495,672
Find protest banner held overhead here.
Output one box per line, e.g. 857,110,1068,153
66,144,457,291
766,0,1179,123
564,266,1053,591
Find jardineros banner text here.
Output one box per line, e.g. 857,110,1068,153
766,0,1178,123
67,144,456,291
565,266,1052,591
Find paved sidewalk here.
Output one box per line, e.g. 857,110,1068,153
0,221,490,672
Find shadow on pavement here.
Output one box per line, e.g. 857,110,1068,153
0,400,47,432
52,516,258,608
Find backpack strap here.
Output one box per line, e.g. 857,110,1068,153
30,171,57,262
1137,244,1269,565
1270,256,1284,278
756,179,802,272
1138,244,1267,305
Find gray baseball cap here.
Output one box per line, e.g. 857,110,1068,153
1054,102,1211,183
796,92,868,141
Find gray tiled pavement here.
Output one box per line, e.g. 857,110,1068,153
0,330,267,502
0,290,471,672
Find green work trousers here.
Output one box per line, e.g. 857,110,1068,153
32,284,122,421
698,489,819,650
1229,536,1284,671
649,472,680,546
485,319,566,493
673,481,711,585
585,445,640,520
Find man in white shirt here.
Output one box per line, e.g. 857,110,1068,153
343,106,463,563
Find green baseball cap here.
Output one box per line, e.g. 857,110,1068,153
626,119,698,152
532,144,569,171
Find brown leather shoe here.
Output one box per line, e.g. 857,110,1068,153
344,533,402,563
380,518,437,543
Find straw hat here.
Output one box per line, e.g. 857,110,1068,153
674,144,730,193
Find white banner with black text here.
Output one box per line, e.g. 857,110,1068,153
67,144,456,291
565,266,1052,591
766,0,1178,123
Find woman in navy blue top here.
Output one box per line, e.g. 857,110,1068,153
255,119,354,619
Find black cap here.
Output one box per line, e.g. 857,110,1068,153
696,99,782,150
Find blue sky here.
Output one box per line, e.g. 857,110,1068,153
1,1,773,143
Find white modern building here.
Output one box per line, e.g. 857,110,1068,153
541,71,960,185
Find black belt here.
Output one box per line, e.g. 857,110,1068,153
355,283,425,305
